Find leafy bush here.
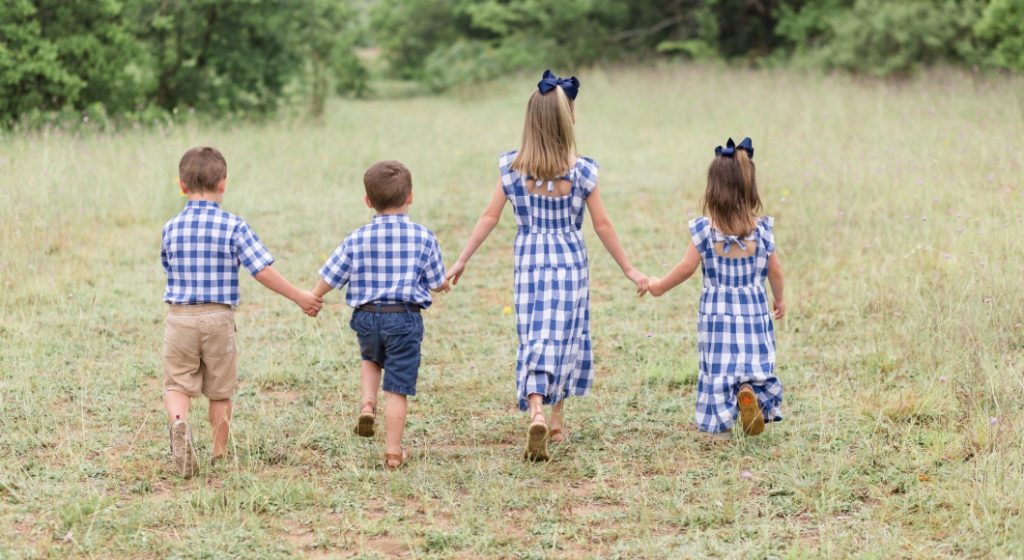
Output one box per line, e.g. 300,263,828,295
0,0,367,127
975,0,1024,72
791,0,986,76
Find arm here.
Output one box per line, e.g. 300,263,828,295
649,241,701,297
585,186,648,295
447,180,507,286
311,279,334,299
254,265,323,316
767,252,785,319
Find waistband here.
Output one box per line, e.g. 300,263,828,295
168,303,233,315
356,303,422,314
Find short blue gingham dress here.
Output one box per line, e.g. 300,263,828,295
499,151,598,411
690,216,783,432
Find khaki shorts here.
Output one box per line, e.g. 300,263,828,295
162,304,238,400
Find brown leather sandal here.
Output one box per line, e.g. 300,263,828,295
523,411,550,462
353,403,376,437
737,384,765,436
549,427,567,444
383,448,408,470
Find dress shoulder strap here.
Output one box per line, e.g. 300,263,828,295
498,150,519,197
573,156,599,198
689,217,711,253
756,216,776,255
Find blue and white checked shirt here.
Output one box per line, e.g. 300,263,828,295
320,214,445,308
161,200,275,306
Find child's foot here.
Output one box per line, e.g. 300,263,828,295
354,404,375,437
383,447,408,470
737,384,765,436
524,411,550,462
169,420,198,478
549,410,567,444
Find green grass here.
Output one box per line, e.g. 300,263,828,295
1,64,1023,558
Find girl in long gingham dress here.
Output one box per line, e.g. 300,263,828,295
448,70,648,460
649,137,785,437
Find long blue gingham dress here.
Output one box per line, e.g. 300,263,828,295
690,216,783,432
499,151,598,411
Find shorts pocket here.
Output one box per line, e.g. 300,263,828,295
349,311,374,336
202,313,237,358
380,313,421,337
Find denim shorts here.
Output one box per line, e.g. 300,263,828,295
349,309,424,396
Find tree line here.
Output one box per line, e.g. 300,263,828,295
1,0,1021,128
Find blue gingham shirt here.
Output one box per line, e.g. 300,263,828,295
161,200,275,306
319,214,445,308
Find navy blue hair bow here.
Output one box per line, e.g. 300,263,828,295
715,137,754,159
537,69,580,100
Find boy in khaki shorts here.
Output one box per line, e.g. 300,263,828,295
161,147,322,477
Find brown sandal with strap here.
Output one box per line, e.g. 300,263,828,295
523,411,550,462
383,448,408,470
737,384,765,436
353,403,376,437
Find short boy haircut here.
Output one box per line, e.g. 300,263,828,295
179,147,228,193
364,160,412,211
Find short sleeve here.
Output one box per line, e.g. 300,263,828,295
498,151,518,198
689,217,710,253
757,216,776,255
575,156,599,198
234,220,275,276
421,233,446,290
319,237,353,289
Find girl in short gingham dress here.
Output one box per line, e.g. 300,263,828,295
649,137,785,438
448,71,648,460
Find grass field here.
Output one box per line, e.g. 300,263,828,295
1,65,1023,559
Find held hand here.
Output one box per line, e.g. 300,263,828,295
295,291,323,317
625,268,649,296
648,277,664,297
432,279,451,294
445,260,466,287
773,299,786,320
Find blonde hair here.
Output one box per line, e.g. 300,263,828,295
510,87,576,181
703,149,761,236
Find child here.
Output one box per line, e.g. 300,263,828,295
312,160,448,470
648,137,785,438
446,70,648,461
161,146,322,477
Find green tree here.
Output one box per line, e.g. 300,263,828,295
975,0,1024,72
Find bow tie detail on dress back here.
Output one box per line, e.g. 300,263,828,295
721,235,747,254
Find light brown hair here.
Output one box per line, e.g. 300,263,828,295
510,87,576,181
364,160,412,211
703,149,761,236
178,147,227,193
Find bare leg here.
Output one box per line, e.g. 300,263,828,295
164,389,191,422
528,393,545,424
549,400,565,442
360,360,382,412
383,391,407,467
209,399,232,458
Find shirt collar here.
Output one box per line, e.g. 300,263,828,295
185,200,221,209
372,214,409,223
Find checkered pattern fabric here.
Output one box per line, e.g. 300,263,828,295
319,214,445,308
161,200,275,306
500,151,597,410
689,216,783,433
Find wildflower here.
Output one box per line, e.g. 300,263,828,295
939,376,948,383
503,305,512,316
739,470,753,480
989,417,998,426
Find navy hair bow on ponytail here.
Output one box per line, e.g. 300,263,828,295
715,137,754,159
537,69,580,100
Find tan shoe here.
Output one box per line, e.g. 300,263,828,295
737,384,765,436
383,448,408,470
169,420,198,478
353,404,375,437
523,411,550,462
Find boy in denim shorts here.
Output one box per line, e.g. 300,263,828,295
312,160,448,469
161,147,322,477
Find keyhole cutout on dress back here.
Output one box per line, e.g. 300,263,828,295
529,178,572,198
713,240,758,259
